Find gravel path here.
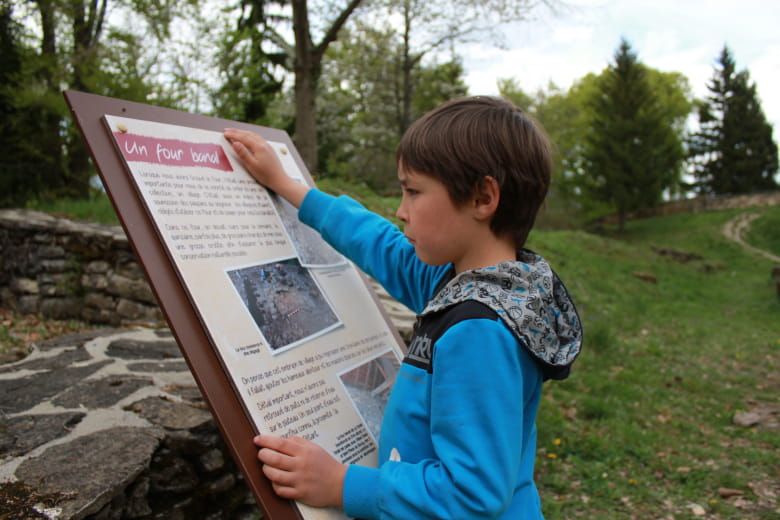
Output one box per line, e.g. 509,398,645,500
722,212,780,263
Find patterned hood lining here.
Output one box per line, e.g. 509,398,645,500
422,249,582,379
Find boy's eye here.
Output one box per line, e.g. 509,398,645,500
404,188,419,196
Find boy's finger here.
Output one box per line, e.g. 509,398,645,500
223,128,249,140
271,482,299,500
231,140,252,160
254,433,296,453
258,446,292,466
255,433,278,447
261,461,296,487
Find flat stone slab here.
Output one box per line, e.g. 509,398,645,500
106,338,182,360
124,396,213,431
14,426,163,519
0,412,86,459
0,347,91,375
127,360,189,372
52,375,153,409
0,361,112,414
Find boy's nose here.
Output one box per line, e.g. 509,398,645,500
395,202,407,223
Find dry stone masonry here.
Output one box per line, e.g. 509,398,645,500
0,209,162,327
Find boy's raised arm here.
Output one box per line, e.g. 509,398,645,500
223,128,310,208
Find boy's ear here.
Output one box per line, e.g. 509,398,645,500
473,176,501,221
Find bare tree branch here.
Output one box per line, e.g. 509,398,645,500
313,0,363,63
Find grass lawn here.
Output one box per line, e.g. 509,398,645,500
529,207,779,519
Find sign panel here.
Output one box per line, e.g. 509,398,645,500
65,92,406,520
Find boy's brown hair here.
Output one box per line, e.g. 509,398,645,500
396,96,552,249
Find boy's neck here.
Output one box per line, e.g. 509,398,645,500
454,234,517,274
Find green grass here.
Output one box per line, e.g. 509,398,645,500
745,205,780,258
21,182,780,519
527,209,779,520
26,192,120,225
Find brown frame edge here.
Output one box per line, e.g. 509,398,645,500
64,90,302,520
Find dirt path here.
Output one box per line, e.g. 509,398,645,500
722,212,780,263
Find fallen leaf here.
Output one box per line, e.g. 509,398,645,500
718,487,745,498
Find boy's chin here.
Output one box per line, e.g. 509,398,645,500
416,251,449,267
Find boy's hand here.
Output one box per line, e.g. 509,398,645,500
223,128,310,208
254,434,347,508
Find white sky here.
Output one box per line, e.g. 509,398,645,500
460,0,780,137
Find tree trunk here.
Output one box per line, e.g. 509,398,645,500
292,0,318,173
399,0,412,137
68,0,108,197
35,0,69,195
290,0,363,174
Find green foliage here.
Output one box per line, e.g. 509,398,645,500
499,58,692,230
581,39,688,231
411,59,469,120
316,22,467,192
0,0,209,208
211,0,286,126
688,46,779,195
0,3,52,207
499,75,608,228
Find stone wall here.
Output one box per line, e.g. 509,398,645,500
0,209,162,326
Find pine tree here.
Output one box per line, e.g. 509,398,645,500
582,39,684,231
689,46,779,194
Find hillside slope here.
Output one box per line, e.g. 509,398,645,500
526,206,779,519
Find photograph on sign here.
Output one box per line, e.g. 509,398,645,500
338,350,400,441
225,256,341,353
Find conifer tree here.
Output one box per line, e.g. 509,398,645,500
689,46,778,194
582,38,684,231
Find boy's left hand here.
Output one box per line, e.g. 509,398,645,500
254,434,347,508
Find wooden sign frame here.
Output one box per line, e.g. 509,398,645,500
64,90,406,520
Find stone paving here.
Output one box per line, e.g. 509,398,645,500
0,326,257,520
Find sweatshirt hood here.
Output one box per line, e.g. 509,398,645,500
421,249,582,380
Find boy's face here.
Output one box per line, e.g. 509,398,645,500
396,168,477,271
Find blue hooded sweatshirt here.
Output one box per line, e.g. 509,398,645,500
298,189,582,520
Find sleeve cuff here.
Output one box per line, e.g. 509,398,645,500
342,464,381,519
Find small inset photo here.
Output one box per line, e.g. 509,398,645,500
270,192,346,268
339,350,401,440
226,257,342,352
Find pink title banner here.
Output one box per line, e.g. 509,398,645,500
113,132,233,172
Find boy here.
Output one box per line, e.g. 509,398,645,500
223,96,582,519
